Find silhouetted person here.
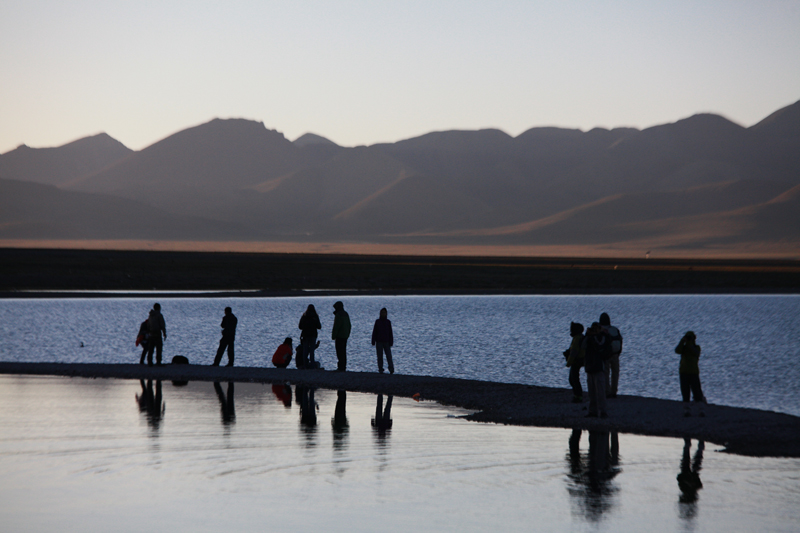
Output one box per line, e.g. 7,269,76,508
582,322,610,418
298,305,321,369
599,312,623,398
272,383,293,407
331,301,351,372
272,337,293,368
136,317,150,365
145,303,167,366
331,390,349,452
212,307,237,367
676,331,705,417
565,322,585,403
372,307,394,374
135,379,165,430
371,393,393,440
214,381,236,425
677,439,704,520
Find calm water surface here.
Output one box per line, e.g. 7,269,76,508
1,375,798,532
1,295,799,415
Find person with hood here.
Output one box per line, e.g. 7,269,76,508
372,307,394,374
582,322,610,418
331,301,351,372
298,304,321,368
676,331,705,417
599,312,623,398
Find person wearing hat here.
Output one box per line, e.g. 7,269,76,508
676,331,705,417
331,301,351,372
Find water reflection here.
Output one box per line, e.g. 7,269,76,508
213,382,236,429
271,384,292,408
135,379,164,433
297,385,318,449
332,390,349,452
677,439,704,523
566,429,621,521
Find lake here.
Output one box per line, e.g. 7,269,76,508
1,374,799,532
1,294,799,415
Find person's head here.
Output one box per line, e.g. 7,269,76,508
589,322,601,334
284,337,293,346
380,307,388,319
306,304,316,315
599,312,610,326
333,301,344,311
684,331,696,342
570,322,584,336
154,303,161,311
224,306,232,315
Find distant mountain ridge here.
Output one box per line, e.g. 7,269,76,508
1,100,799,253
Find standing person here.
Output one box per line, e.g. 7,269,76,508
136,317,151,365
565,322,585,403
213,307,237,367
599,312,623,398
145,303,167,366
676,331,705,417
331,301,351,372
298,304,321,369
582,322,609,418
371,308,394,374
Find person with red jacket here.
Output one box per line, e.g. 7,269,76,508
272,337,293,368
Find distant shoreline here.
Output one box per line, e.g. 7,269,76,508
2,362,798,458
3,247,799,296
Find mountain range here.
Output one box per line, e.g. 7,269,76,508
1,100,799,254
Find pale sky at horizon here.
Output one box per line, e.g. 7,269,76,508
1,1,799,154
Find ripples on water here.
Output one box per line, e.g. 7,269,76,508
0,375,798,532
1,295,799,415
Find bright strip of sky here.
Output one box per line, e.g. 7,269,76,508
1,1,799,153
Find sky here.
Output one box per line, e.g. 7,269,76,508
1,1,799,154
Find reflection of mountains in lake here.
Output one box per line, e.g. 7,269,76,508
2,100,800,251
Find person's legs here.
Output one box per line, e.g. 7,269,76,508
335,338,347,371
609,354,620,397
155,338,163,365
594,373,607,416
146,342,155,366
569,365,583,400
226,338,234,366
301,339,313,367
213,337,227,366
689,374,705,415
680,373,692,415
376,343,384,373
586,372,598,415
384,344,394,374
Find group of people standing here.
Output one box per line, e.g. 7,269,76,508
136,301,396,374
565,312,705,418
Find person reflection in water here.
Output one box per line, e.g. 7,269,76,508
371,394,393,441
272,383,292,407
135,379,165,431
677,438,704,521
331,390,349,453
565,429,620,521
214,381,236,426
296,385,318,448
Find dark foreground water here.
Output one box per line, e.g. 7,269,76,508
1,375,798,532
1,295,799,415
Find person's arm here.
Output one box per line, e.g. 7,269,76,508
161,315,167,339
371,320,378,346
388,321,393,347
332,315,340,340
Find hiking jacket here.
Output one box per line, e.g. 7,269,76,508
371,318,393,345
582,332,609,374
567,333,585,367
221,313,237,338
332,310,351,340
676,340,701,374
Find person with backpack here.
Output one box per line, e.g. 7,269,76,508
676,331,705,417
599,312,623,398
582,322,610,418
565,322,585,403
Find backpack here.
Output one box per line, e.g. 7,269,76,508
605,326,623,355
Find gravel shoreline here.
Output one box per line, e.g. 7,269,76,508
2,361,798,458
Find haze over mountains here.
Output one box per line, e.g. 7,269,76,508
2,100,799,254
